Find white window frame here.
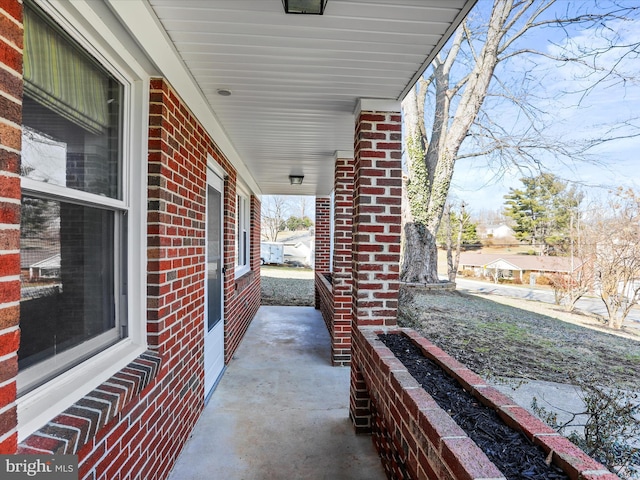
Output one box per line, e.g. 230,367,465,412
17,0,148,441
235,183,251,278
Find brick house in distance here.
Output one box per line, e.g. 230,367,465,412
0,1,475,478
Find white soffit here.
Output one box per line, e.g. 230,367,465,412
117,0,475,195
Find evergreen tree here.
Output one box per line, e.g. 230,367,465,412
503,173,582,255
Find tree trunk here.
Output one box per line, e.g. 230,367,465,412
452,209,464,282
401,222,438,283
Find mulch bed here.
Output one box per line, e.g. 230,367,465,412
379,333,569,480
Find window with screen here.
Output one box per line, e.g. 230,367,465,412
236,193,250,274
18,3,127,394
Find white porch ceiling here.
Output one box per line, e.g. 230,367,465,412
144,0,476,195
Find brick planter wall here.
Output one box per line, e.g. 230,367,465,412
352,326,619,480
316,272,333,336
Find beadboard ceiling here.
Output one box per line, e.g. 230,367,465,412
140,0,476,195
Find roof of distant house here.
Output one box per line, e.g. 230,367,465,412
459,253,584,273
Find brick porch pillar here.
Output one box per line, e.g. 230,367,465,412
314,196,331,308
351,100,402,327
331,152,354,365
350,99,402,432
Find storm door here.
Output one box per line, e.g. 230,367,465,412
204,168,225,396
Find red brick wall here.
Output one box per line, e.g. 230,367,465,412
1,31,260,473
224,194,261,363
352,327,619,480
0,0,22,455
352,107,402,327
149,77,261,381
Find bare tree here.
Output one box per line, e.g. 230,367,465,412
549,266,594,312
402,0,640,283
442,202,469,282
591,188,640,329
297,196,309,219
261,195,288,242
550,209,595,311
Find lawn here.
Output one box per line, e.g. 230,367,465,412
398,288,640,390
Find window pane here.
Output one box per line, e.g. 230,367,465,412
19,196,119,377
207,187,222,330
236,195,249,268
22,5,122,199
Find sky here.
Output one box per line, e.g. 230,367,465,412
441,0,640,215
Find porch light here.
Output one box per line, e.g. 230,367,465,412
289,175,304,185
282,0,327,15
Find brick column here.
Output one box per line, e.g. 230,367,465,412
0,0,22,454
331,152,354,365
314,196,331,308
352,100,402,327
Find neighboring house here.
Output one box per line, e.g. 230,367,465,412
28,254,61,281
0,2,476,480
459,253,585,283
19,244,59,278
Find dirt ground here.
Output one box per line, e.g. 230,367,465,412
398,287,640,391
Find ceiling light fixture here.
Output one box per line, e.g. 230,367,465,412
216,88,232,96
282,0,327,15
289,175,304,185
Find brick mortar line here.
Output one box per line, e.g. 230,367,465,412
0,88,22,106
0,144,20,155
0,427,16,444
0,274,20,281
0,325,19,336
0,400,16,416
0,34,22,53
0,116,21,130
0,170,20,179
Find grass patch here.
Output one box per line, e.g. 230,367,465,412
399,288,640,390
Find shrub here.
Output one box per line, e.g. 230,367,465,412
535,275,552,286
532,380,639,479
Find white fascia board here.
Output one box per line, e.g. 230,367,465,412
106,0,261,197
334,150,354,160
354,98,401,117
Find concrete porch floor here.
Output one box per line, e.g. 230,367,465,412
168,306,386,480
